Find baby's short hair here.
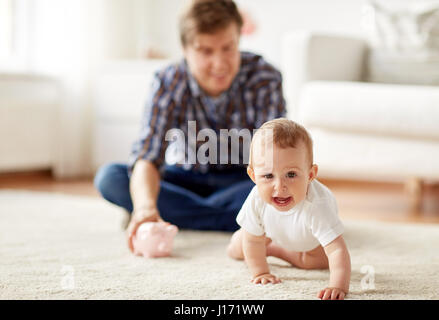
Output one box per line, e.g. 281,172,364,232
249,118,314,168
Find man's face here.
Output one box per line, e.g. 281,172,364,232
183,23,241,97
248,138,317,212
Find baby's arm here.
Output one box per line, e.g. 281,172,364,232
318,235,351,300
242,230,281,284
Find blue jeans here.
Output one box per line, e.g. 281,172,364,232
94,163,254,231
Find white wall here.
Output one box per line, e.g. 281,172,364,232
1,0,370,177
140,0,188,59
142,0,368,69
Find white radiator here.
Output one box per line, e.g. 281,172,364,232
0,74,60,172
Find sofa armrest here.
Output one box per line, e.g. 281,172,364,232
281,31,368,118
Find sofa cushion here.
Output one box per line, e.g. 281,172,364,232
309,128,439,181
364,1,439,85
365,0,439,53
368,50,439,86
297,81,439,140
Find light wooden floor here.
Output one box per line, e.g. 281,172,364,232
1,170,439,224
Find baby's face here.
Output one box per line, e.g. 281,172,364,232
249,139,317,212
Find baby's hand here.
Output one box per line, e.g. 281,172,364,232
317,287,346,300
251,273,281,285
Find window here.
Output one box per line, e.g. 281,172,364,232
0,0,29,72
0,0,13,60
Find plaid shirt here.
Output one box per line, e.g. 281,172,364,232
128,51,286,175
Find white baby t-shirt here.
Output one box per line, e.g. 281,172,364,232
236,179,344,252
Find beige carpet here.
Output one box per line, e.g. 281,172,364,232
0,190,438,300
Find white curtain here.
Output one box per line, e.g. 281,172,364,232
28,0,146,177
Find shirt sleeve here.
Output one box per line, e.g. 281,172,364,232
127,70,177,176
306,197,345,247
253,66,287,128
236,186,265,236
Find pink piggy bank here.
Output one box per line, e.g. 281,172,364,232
132,222,178,258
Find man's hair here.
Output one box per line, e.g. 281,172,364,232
249,118,314,168
179,0,243,47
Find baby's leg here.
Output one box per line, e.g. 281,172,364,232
301,245,329,269
227,230,328,269
227,229,244,260
227,229,272,260
267,243,328,270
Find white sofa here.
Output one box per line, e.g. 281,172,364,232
281,31,439,206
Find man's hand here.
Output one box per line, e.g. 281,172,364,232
251,273,281,285
126,206,163,253
317,287,346,300
128,159,162,253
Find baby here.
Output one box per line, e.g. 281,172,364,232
227,118,351,300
